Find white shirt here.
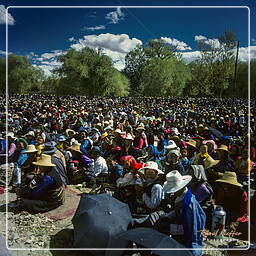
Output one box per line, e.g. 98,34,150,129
88,156,108,177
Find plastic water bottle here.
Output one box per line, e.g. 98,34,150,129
211,205,226,234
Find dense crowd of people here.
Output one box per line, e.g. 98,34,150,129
0,95,255,254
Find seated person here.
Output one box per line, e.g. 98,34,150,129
137,161,164,212
165,150,185,175
18,154,65,213
213,171,248,224
106,154,123,184
160,170,206,255
187,165,213,206
86,146,108,183
194,144,211,165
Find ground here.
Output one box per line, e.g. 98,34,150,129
0,183,254,256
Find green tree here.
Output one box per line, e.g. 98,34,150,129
124,39,190,96
55,48,129,96
4,54,45,94
195,30,237,97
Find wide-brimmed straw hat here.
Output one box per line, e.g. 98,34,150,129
22,144,38,154
25,131,35,137
136,123,145,130
65,129,77,137
164,140,177,150
125,134,134,141
7,132,16,139
138,161,164,175
32,154,55,167
114,129,122,134
163,170,192,193
216,145,229,152
186,139,197,148
215,171,242,187
69,143,82,153
203,156,220,169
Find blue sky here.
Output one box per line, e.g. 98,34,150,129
0,0,255,75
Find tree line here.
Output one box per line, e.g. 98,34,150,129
0,30,254,98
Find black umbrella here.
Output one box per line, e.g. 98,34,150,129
118,227,193,256
208,127,224,139
72,193,132,254
0,234,11,256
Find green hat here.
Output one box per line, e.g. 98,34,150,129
17,138,28,147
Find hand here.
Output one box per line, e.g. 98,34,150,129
147,211,165,226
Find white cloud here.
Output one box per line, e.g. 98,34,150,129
30,50,64,76
70,33,142,70
71,33,142,54
83,25,106,31
252,38,256,45
68,37,75,42
195,35,207,41
0,5,15,25
41,50,64,60
160,37,192,51
181,51,202,62
105,7,124,24
195,35,221,49
181,46,256,63
0,49,13,55
238,46,256,62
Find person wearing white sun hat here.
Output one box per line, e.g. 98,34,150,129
161,170,206,255
137,161,165,211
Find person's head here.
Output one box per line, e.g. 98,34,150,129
181,148,188,157
139,161,163,183
200,144,208,155
205,142,215,153
163,170,192,197
168,150,180,164
106,155,117,169
230,144,240,156
125,134,133,146
32,154,55,174
80,131,88,140
89,146,101,160
144,168,158,183
17,138,28,150
216,145,229,159
241,147,249,159
36,136,45,145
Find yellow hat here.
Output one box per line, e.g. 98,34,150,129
32,154,55,167
186,139,197,148
216,145,229,152
215,171,242,187
100,132,108,139
204,156,220,169
23,144,38,154
69,143,82,153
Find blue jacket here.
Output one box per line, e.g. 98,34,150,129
182,189,206,256
12,149,28,168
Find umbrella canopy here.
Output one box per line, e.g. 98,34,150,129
208,127,224,139
72,193,132,252
118,227,193,256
